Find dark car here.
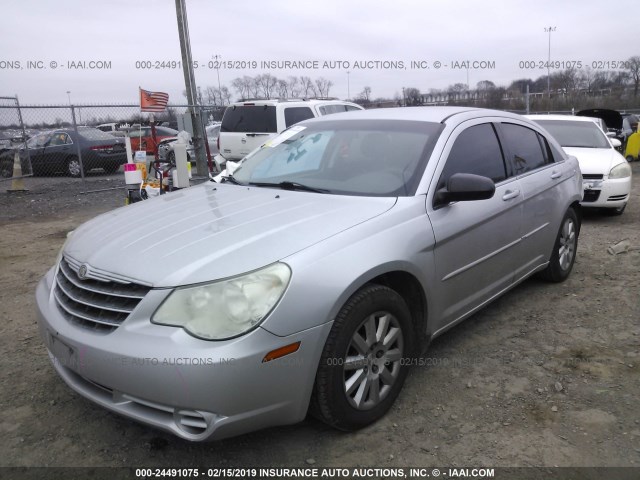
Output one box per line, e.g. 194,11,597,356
0,127,127,178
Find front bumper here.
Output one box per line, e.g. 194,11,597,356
581,176,632,208
36,268,332,441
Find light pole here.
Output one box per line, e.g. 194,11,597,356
545,26,556,100
66,91,71,105
347,71,350,100
213,54,222,105
402,87,406,107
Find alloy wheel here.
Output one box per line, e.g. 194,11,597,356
343,311,404,410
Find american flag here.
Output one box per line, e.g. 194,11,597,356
140,88,169,112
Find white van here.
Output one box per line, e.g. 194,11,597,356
217,98,363,163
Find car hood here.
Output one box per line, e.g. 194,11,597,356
64,183,396,287
562,147,624,175
576,109,622,130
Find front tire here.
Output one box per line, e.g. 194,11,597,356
540,208,579,282
311,284,414,431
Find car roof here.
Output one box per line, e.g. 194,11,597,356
526,114,597,123
229,99,361,107
302,106,530,125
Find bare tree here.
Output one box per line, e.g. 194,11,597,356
277,79,289,99
256,73,278,99
231,77,252,100
288,76,301,97
204,86,218,105
578,67,595,95
627,56,640,97
249,76,261,99
476,80,496,92
315,77,334,97
299,76,316,97
404,87,422,106
220,86,232,105
358,86,372,103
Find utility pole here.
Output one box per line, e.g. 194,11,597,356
175,0,208,176
213,54,222,105
545,26,556,102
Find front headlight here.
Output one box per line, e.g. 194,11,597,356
609,162,631,179
152,263,291,340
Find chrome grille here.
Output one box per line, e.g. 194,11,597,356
54,257,151,332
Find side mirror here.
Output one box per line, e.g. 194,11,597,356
434,173,496,207
610,138,622,148
606,131,616,138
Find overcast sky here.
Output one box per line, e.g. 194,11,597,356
2,0,637,105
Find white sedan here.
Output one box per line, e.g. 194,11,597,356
527,114,632,215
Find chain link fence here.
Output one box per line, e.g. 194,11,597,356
0,100,224,194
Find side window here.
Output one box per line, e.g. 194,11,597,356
345,105,361,111
49,132,71,146
438,123,507,189
284,107,315,128
500,123,549,174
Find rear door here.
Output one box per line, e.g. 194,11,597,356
428,121,524,332
219,105,277,160
497,122,569,278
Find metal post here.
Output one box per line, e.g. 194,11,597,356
175,0,208,176
15,95,32,171
70,105,86,186
526,84,530,114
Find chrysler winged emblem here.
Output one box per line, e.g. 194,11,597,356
78,264,88,280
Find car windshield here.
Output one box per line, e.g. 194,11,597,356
26,132,51,148
78,127,116,141
534,120,611,148
231,119,442,197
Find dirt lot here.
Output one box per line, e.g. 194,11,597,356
0,167,639,469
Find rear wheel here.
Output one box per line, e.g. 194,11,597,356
626,155,635,163
311,284,414,431
540,208,579,282
66,156,81,177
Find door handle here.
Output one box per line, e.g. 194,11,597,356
551,171,562,179
502,189,520,201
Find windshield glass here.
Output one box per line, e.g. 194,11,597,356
534,120,611,148
26,132,51,148
231,119,442,197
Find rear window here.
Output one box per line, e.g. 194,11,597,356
78,128,117,141
284,107,314,128
221,105,277,133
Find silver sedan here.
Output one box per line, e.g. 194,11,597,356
36,107,582,441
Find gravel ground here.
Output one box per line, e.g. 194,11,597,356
0,166,639,469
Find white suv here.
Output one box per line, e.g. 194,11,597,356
216,99,363,163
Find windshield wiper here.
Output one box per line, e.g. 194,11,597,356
247,181,329,193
